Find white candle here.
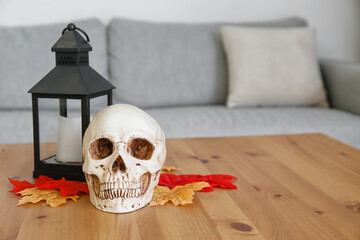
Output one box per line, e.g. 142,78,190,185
56,116,82,163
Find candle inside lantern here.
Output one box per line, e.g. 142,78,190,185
56,116,82,163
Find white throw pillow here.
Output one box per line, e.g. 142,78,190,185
221,26,328,108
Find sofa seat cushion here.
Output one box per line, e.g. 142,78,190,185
146,105,360,149
1,106,359,149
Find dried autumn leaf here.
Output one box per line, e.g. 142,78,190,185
161,165,179,173
150,182,210,206
17,187,79,208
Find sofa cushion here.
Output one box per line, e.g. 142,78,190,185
2,106,359,150
221,26,328,108
108,17,308,108
0,18,108,110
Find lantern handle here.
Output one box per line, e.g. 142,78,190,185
62,23,90,42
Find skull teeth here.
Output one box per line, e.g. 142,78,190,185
100,181,140,191
98,181,143,200
99,188,141,200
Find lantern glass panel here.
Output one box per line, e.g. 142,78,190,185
90,95,108,116
38,98,58,161
67,99,82,117
38,98,85,165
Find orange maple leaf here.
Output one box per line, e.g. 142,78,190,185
150,182,210,206
17,187,79,208
161,165,179,173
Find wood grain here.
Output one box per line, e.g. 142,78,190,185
0,134,359,240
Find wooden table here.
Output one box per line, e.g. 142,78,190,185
0,133,359,240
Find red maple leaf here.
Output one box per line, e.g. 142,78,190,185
8,178,36,195
9,175,89,197
158,174,237,192
36,176,89,197
35,175,53,186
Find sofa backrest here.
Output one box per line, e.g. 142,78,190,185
0,17,308,111
0,18,108,110
108,17,308,109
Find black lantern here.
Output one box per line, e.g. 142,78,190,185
28,23,115,181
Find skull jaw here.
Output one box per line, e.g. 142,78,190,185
85,172,159,213
89,189,154,213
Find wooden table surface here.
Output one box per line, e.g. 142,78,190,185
0,133,359,240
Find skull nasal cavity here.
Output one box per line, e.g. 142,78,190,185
112,155,126,173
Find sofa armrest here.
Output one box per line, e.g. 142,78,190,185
320,59,360,115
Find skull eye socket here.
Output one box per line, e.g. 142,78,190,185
127,138,154,160
89,138,114,160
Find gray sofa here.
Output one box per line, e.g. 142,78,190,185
1,17,359,149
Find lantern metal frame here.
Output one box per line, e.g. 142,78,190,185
28,23,115,181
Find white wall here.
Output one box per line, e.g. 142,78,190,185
0,0,359,61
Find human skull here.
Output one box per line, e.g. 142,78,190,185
82,104,166,213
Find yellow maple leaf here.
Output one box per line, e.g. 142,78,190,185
150,182,210,206
17,187,79,208
161,165,179,173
